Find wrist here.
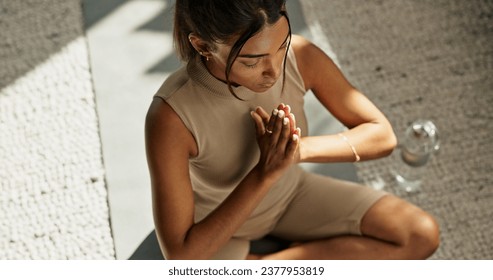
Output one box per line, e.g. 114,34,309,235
250,164,280,188
297,137,309,163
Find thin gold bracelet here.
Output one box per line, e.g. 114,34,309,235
338,133,361,162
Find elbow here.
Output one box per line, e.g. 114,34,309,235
156,225,212,260
381,126,397,157
162,246,195,260
156,234,189,260
162,246,179,260
164,251,188,260
161,243,210,260
165,250,209,260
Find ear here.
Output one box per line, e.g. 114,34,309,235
188,33,212,57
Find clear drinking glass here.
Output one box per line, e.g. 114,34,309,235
393,120,440,192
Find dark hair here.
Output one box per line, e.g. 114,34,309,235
174,0,291,99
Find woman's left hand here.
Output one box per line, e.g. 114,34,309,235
251,104,301,162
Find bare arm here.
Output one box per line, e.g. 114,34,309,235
291,35,397,163
145,98,298,259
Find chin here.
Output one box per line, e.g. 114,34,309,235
252,88,270,93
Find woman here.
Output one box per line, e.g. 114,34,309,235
145,0,439,260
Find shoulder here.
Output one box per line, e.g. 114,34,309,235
290,35,324,90
145,97,198,158
290,34,320,64
147,64,191,144
290,34,312,50
290,34,342,91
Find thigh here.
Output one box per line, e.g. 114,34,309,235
270,172,387,241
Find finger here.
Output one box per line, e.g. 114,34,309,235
295,127,301,138
270,109,285,144
277,116,291,150
266,108,279,133
280,104,291,124
255,106,270,125
279,104,295,133
286,129,300,158
289,113,296,133
283,104,291,115
286,127,301,157
250,110,265,136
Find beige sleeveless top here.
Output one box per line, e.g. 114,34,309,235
155,48,309,239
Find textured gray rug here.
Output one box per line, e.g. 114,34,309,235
300,0,493,259
0,0,114,259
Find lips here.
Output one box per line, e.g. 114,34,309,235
259,80,276,88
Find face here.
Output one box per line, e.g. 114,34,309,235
206,16,291,93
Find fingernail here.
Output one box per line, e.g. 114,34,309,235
292,134,299,142
286,105,291,113
283,117,289,125
278,110,285,118
273,109,279,116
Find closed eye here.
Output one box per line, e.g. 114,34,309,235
241,58,261,68
243,62,259,68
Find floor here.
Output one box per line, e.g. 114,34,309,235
302,0,493,259
1,0,115,260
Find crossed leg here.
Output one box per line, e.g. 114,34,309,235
254,195,440,260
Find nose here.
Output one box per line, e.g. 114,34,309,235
261,58,282,80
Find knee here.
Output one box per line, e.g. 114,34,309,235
408,211,440,259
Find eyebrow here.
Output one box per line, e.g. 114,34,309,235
237,32,291,59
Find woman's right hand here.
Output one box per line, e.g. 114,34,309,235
250,105,301,183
